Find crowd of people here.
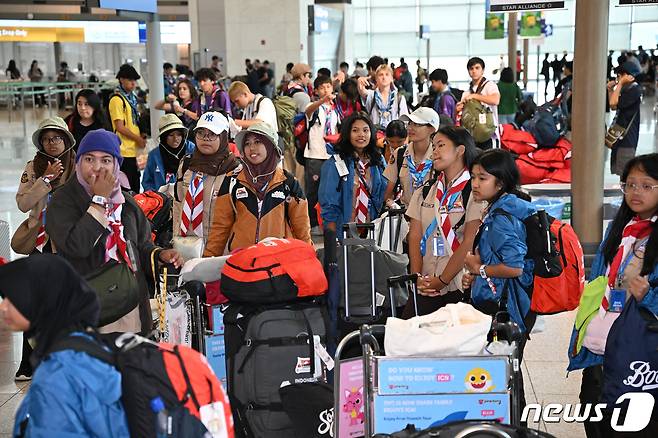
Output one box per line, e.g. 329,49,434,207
1,49,657,437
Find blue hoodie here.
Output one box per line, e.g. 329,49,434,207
318,154,388,235
142,140,195,192
14,334,129,437
471,193,536,332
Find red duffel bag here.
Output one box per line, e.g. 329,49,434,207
220,238,327,304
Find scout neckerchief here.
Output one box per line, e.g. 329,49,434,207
181,172,205,237
354,160,371,224
117,85,139,126
405,147,433,190
200,86,220,113
601,215,656,310
419,169,470,256
34,193,51,252
374,88,396,126
105,204,133,270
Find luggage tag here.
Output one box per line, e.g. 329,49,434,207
433,236,446,257
478,113,487,124
334,155,349,178
199,402,230,438
314,335,334,371
609,289,626,313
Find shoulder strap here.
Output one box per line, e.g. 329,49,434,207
474,78,488,95
174,155,193,202
47,333,116,366
281,169,298,226
254,96,265,115
451,181,472,231
395,146,406,183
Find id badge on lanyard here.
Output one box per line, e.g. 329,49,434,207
432,236,445,257
609,246,641,313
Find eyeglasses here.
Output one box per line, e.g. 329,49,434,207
620,182,658,194
42,136,64,146
195,129,218,141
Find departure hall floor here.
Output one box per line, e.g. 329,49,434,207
0,95,656,437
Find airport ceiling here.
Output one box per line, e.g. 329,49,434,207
1,1,189,21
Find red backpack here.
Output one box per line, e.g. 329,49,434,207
133,191,173,244
221,238,327,304
49,332,234,438
530,218,585,314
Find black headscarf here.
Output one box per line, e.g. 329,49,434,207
159,134,187,176
0,254,99,366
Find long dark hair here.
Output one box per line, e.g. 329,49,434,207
470,149,531,202
500,67,515,84
71,89,108,129
602,153,658,275
335,112,384,168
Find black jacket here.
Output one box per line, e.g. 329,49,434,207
46,176,158,331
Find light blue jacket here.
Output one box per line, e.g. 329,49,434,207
471,193,536,333
142,140,195,192
318,154,388,235
14,334,129,437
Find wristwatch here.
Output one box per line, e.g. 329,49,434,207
91,195,108,207
42,176,51,185
479,264,488,279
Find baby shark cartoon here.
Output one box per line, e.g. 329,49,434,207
465,368,495,393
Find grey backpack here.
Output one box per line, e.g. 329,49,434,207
224,301,329,438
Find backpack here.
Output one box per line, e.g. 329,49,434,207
221,238,328,304
460,80,496,143
48,331,234,438
256,95,298,153
224,300,329,438
526,110,560,148
490,209,585,315
134,191,173,246
292,111,319,152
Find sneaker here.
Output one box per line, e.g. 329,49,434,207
15,366,32,381
310,226,323,236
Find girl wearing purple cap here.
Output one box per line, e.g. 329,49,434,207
46,129,182,334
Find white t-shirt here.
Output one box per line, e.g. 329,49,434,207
304,102,338,160
243,94,278,131
462,80,500,139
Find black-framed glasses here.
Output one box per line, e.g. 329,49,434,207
620,182,658,194
42,136,64,145
195,129,218,141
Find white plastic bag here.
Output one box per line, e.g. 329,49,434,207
373,211,408,253
384,302,491,357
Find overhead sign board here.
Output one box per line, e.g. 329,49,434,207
99,0,157,13
489,0,565,12
618,0,658,5
0,20,189,44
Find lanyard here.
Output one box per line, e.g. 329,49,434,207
616,240,646,285
419,189,461,256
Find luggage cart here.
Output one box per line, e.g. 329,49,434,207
334,315,523,437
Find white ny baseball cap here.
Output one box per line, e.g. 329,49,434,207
400,107,441,132
194,111,229,135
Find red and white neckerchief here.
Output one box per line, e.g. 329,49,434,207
105,204,133,269
354,161,370,224
434,169,470,252
181,172,205,237
601,215,656,310
34,193,51,252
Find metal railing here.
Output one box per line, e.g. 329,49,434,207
0,81,109,138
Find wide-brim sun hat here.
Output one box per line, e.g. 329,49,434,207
234,122,282,157
158,113,188,140
32,116,76,151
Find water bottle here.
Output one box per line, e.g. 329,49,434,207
150,397,169,437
